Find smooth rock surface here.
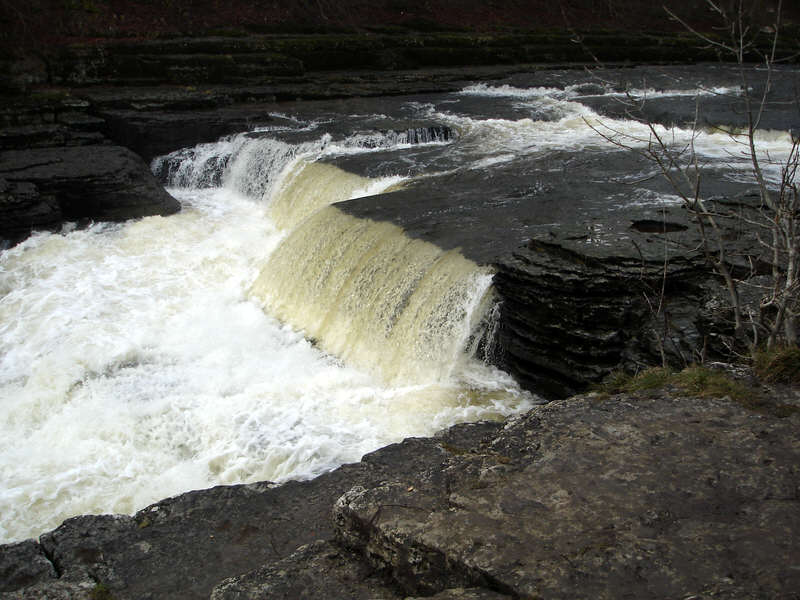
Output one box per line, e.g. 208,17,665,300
0,145,179,242
0,540,56,593
210,540,401,600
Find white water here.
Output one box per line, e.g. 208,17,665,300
0,129,532,544
453,83,796,182
461,82,741,101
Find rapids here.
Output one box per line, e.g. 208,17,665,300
2,65,798,544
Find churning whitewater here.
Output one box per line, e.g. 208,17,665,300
2,71,797,544
0,114,529,544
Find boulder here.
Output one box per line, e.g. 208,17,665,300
0,145,180,243
0,178,61,245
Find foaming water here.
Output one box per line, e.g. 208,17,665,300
267,160,404,231
460,82,741,100
0,187,534,543
429,90,796,177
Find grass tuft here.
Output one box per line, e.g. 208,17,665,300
89,583,114,600
671,365,753,402
593,367,672,395
593,363,798,417
753,346,800,385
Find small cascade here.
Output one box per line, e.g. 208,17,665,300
150,125,454,197
249,206,495,385
344,126,454,148
224,136,331,200
151,134,331,198
151,136,243,189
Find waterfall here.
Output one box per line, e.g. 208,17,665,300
0,113,533,546
154,126,493,384
250,206,495,384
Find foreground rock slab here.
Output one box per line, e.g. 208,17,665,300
0,423,500,599
334,393,800,599
1,394,798,598
210,540,401,600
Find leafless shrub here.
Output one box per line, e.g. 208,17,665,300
587,0,799,355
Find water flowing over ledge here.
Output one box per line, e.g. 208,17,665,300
251,205,495,385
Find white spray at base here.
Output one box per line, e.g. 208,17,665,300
0,129,534,544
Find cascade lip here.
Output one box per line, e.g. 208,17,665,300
248,201,499,386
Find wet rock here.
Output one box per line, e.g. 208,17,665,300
407,589,512,600
490,235,708,397
333,394,800,599
0,579,97,600
0,539,56,592
0,145,180,242
0,179,61,245
0,88,185,244
100,108,271,163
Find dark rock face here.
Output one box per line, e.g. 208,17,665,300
491,242,696,398
0,145,179,242
0,178,61,245
0,91,182,244
210,540,401,600
0,540,56,593
2,395,797,599
36,33,722,90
